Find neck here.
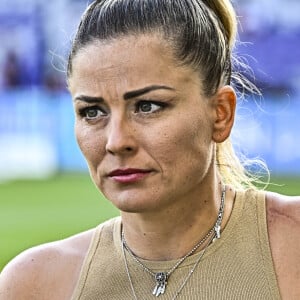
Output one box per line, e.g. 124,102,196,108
121,179,230,261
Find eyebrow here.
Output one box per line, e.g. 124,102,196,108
74,95,104,103
123,85,175,100
74,85,174,103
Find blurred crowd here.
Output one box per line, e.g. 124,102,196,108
0,0,300,95
0,0,84,92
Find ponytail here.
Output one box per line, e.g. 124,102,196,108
202,0,237,49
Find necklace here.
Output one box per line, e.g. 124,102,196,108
122,184,226,299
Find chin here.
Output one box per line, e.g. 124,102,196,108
112,199,157,214
106,192,160,214
100,183,149,208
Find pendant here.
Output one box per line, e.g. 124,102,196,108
213,224,221,243
152,272,168,297
214,224,221,239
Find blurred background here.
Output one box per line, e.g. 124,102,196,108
0,0,300,270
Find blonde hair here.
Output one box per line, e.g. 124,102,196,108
203,0,237,49
208,0,267,189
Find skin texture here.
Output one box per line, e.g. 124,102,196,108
69,34,235,260
267,193,300,300
0,34,299,300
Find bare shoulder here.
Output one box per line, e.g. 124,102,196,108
266,191,300,300
266,191,300,232
0,228,95,300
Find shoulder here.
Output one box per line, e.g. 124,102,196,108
0,228,95,300
265,191,300,299
266,191,300,231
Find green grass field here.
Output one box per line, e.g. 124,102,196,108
0,173,299,271
0,173,119,272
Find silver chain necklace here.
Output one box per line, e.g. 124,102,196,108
121,184,226,299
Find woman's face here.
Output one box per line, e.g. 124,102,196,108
68,34,218,213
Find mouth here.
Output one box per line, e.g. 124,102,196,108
108,168,153,183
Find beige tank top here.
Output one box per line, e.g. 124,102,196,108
71,189,281,299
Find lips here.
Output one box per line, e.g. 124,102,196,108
108,168,152,183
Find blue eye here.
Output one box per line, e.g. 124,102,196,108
136,101,164,114
80,106,106,120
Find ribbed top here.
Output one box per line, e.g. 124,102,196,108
71,189,281,300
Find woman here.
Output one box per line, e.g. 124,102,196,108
0,0,299,299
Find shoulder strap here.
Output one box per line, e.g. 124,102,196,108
71,217,120,300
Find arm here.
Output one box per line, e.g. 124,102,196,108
0,244,67,300
0,230,93,300
266,192,300,300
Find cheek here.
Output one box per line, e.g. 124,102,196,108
148,115,213,172
75,123,106,168
169,120,214,187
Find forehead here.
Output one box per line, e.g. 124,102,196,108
68,34,201,96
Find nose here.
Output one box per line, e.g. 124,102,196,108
105,115,138,156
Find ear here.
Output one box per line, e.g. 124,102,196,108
211,85,236,143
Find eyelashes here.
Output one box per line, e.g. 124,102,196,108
135,101,168,114
78,106,107,120
77,100,169,121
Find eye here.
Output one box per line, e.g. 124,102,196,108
79,106,106,120
136,101,164,114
